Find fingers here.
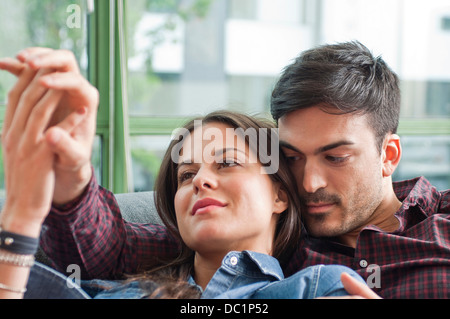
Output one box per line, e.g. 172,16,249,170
45,114,89,169
2,65,39,137
53,106,88,133
21,89,64,148
0,47,79,76
17,47,80,73
340,272,382,299
0,57,25,76
16,47,54,62
40,72,99,107
5,68,53,142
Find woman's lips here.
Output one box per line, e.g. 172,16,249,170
192,198,227,215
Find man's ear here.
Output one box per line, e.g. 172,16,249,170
382,134,402,177
273,185,289,214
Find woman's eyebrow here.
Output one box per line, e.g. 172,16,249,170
177,147,248,168
214,147,248,157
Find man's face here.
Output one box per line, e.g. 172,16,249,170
278,106,385,238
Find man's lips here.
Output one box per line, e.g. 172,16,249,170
192,198,227,215
305,202,336,214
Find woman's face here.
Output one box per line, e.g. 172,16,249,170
174,122,287,256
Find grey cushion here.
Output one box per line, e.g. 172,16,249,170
114,191,162,225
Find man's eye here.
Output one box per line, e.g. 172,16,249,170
326,156,349,164
286,156,301,162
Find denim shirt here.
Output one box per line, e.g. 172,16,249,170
25,251,364,299
192,251,364,299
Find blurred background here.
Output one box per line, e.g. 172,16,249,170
0,0,449,194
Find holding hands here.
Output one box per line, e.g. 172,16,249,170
0,48,98,236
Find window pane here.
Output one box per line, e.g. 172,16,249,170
394,136,450,191
0,0,91,193
126,0,449,191
126,0,313,117
0,0,88,105
321,0,450,119
126,0,450,118
130,135,173,192
92,135,103,185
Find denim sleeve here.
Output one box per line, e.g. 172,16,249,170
253,264,366,299
314,265,366,298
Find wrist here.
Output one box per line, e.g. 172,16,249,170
0,215,42,239
53,164,93,205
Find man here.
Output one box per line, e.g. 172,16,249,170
0,42,448,298
271,41,450,298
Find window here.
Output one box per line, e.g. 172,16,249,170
125,0,449,191
0,0,449,195
442,16,450,31
0,0,103,195
125,0,323,191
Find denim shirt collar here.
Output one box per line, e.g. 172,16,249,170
189,250,284,299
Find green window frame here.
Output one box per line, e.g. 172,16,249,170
2,1,448,194
91,0,450,193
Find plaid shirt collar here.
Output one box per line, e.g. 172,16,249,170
393,176,442,220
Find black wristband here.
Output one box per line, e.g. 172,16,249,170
0,228,39,255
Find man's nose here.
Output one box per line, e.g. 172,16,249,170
302,161,327,194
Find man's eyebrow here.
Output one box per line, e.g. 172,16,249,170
317,140,355,154
279,140,301,153
280,140,355,155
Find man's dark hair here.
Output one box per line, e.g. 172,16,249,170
270,41,401,152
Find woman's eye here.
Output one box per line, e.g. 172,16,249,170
219,160,240,168
178,171,195,183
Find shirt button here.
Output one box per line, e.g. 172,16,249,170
230,256,238,266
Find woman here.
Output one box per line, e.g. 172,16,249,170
0,105,364,298
126,110,366,299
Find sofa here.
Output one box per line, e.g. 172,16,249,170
0,191,164,267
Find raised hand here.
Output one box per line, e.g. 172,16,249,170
0,48,99,205
0,62,87,237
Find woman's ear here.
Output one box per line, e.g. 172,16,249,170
382,134,402,177
273,185,289,214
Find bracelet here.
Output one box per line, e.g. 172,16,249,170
0,249,35,267
0,282,27,294
0,226,39,255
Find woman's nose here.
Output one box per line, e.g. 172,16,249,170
192,166,218,193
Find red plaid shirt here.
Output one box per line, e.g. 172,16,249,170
41,175,449,298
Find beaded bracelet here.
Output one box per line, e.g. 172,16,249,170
0,281,27,294
0,227,39,255
0,249,35,267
